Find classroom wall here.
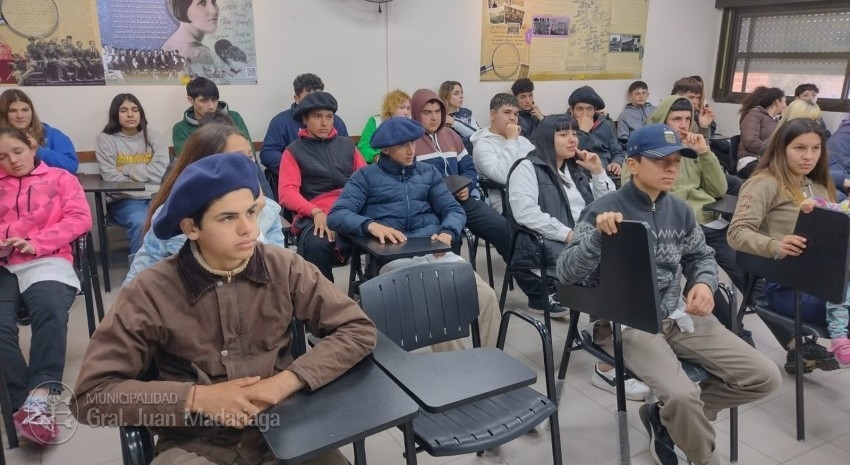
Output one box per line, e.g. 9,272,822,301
20,0,844,175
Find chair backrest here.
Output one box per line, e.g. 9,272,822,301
358,262,480,351
728,135,741,174
737,206,850,303
556,221,661,334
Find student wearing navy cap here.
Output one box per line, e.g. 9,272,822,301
558,124,780,465
74,153,375,465
329,117,501,350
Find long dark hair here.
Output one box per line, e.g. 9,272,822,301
529,114,578,187
142,123,248,234
754,118,835,203
740,86,785,115
102,93,151,150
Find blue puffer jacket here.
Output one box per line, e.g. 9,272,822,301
327,155,466,240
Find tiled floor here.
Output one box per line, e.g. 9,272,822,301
4,247,850,465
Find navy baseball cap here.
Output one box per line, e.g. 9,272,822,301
626,124,697,159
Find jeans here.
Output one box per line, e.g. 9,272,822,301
0,269,76,409
108,198,150,254
460,198,543,302
296,220,351,282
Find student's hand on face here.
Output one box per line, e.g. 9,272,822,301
680,132,709,154
367,222,407,244
685,283,715,316
576,115,594,132
189,377,263,429
575,150,604,175
3,237,34,255
505,123,522,140
800,198,817,214
454,187,470,202
778,234,807,258
311,211,335,242
595,212,623,235
606,162,622,176
698,106,715,128
531,104,544,121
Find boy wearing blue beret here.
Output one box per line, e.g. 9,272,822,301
328,117,500,350
74,153,375,465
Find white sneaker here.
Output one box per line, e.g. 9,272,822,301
591,364,651,401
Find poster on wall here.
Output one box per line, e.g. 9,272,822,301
480,0,648,82
97,0,258,85
0,0,105,87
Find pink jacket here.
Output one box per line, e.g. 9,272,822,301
0,162,92,266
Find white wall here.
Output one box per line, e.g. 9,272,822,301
22,0,844,173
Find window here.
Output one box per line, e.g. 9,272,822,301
713,1,850,111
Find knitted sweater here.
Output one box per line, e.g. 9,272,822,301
557,181,718,319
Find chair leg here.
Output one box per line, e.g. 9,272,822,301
401,420,418,465
352,439,367,465
0,366,19,449
557,310,581,384
793,290,806,440
484,241,494,288
730,407,738,462
612,323,631,465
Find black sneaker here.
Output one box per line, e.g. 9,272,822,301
639,402,678,465
785,339,840,374
738,328,755,348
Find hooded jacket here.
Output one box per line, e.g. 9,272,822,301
171,101,252,158
622,95,727,224
0,162,91,266
738,106,777,161
410,89,478,191
37,124,78,174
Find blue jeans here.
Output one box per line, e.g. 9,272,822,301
0,269,76,409
108,198,150,254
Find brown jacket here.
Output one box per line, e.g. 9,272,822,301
727,174,831,258
73,242,376,464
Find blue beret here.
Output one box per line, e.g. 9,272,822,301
292,91,338,122
370,117,425,149
153,153,260,239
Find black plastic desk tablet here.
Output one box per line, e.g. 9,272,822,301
260,358,418,464
371,332,536,412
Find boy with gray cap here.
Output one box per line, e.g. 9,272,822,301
557,124,779,465
74,153,375,465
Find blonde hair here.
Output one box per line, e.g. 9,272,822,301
380,90,412,119
776,99,822,129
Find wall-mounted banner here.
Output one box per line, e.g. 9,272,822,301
0,0,258,87
480,0,648,82
97,0,257,85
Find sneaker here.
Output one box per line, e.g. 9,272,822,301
527,299,569,320
737,328,755,348
828,337,850,365
13,397,57,446
639,402,678,465
784,339,840,374
591,364,651,401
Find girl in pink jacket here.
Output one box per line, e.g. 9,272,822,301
0,127,91,446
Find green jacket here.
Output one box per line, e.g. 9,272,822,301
622,95,727,224
356,115,382,163
172,102,253,158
